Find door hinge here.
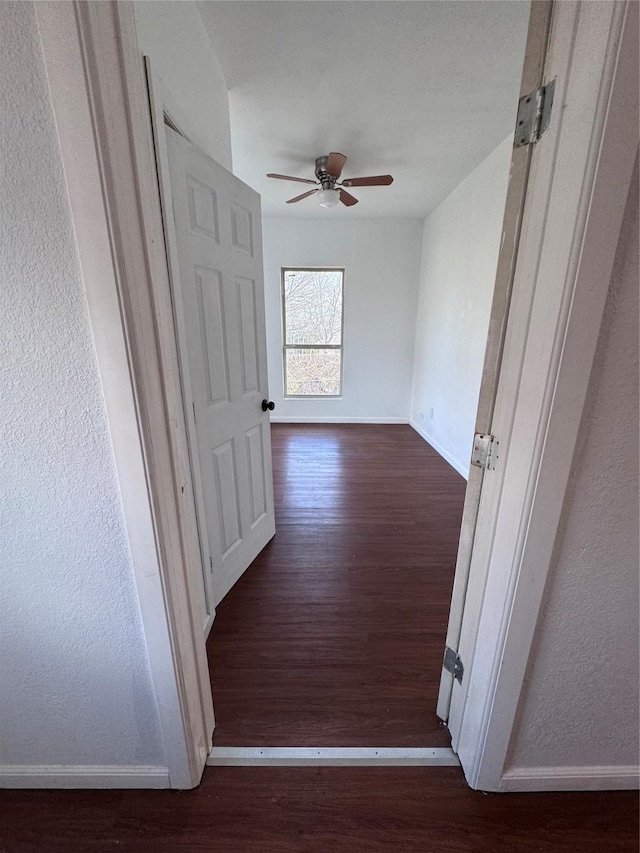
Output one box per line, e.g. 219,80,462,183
471,433,499,471
514,78,556,147
443,646,464,684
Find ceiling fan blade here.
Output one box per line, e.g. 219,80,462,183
286,189,318,204
326,152,347,179
267,173,318,185
341,175,394,187
339,189,359,207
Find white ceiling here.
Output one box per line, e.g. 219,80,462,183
198,1,530,219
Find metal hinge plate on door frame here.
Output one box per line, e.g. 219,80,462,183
471,433,499,471
443,646,464,684
514,78,556,147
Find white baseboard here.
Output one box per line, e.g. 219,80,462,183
270,416,409,424
409,420,469,480
499,765,640,792
0,764,171,789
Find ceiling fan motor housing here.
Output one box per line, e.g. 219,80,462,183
315,155,336,188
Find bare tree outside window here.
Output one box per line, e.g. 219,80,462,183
282,268,344,396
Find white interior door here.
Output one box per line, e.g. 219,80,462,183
164,126,275,617
436,0,553,723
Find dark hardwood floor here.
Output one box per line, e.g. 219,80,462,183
2,767,637,852
2,425,636,852
207,423,467,746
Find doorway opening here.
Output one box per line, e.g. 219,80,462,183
146,0,544,765
39,0,635,789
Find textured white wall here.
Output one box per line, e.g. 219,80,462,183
262,218,423,421
0,2,164,768
409,137,512,477
134,0,232,169
507,161,639,773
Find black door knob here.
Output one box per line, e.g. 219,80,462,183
262,399,275,412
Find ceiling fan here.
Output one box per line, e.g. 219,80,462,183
267,152,393,208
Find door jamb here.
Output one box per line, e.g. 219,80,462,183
36,0,214,788
436,0,553,724
451,0,638,791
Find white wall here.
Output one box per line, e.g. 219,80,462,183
410,137,512,477
262,218,423,422
507,160,639,775
134,0,232,169
0,2,165,770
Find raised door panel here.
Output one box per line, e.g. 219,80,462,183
236,276,260,395
187,175,219,243
245,423,268,528
230,202,254,256
212,440,242,558
194,266,229,407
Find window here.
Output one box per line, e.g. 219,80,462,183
282,268,344,397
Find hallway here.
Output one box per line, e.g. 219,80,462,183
207,423,467,747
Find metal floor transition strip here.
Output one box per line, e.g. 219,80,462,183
207,747,460,767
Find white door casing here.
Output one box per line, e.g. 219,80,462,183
448,0,638,791
36,3,216,787
164,127,276,613
436,1,553,724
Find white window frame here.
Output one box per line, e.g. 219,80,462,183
281,267,345,399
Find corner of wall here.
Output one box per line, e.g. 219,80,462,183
409,419,470,480
133,0,232,170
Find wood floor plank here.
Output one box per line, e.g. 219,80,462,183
207,423,466,747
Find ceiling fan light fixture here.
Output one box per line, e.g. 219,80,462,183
267,155,393,208
317,188,340,208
